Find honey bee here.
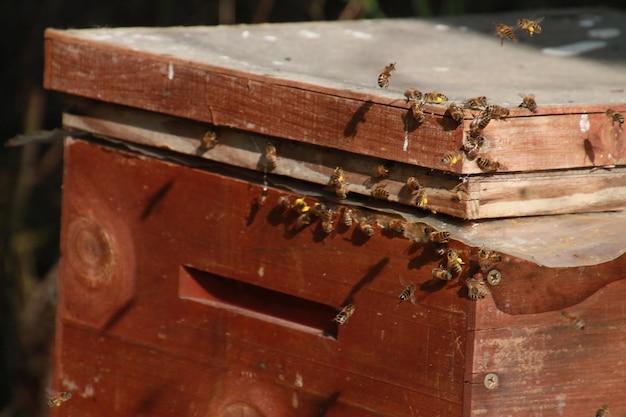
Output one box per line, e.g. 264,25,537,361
478,246,502,272
494,23,518,45
483,105,510,120
428,229,451,244
199,130,218,152
476,157,504,172
595,404,610,417
311,202,327,217
330,167,345,187
432,267,453,281
265,143,277,170
335,182,349,199
414,188,428,208
397,283,416,306
47,391,72,408
469,114,491,135
371,184,390,200
606,109,624,127
378,62,396,89
406,176,422,191
466,277,488,300
358,219,375,236
518,93,538,113
294,212,313,229
441,150,464,166
462,134,485,160
277,195,291,210
375,161,395,178
341,207,353,227
387,219,406,234
423,92,448,104
409,101,426,124
333,304,355,325
292,197,310,214
404,88,423,102
560,311,585,330
446,102,465,123
517,18,543,36
320,208,334,233
464,96,488,110
446,249,464,276
321,219,334,234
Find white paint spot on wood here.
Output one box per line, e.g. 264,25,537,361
241,30,250,38
435,24,449,31
292,392,299,408
264,35,277,42
219,55,230,60
167,63,174,80
61,375,79,391
579,114,590,133
272,60,285,66
294,373,303,387
542,40,607,57
81,384,95,398
587,27,621,39
555,394,567,415
344,29,372,40
299,29,320,39
258,265,265,277
433,67,449,72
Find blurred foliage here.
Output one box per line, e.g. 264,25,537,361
1,0,625,416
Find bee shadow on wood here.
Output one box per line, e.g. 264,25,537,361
436,114,462,131
403,110,423,133
311,391,341,417
341,257,389,306
348,225,374,246
246,197,261,226
343,101,373,138
140,180,174,221
397,184,417,204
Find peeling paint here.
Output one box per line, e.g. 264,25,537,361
167,63,174,80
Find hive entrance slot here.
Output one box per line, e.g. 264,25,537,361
179,266,339,338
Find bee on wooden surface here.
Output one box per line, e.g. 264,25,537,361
311,202,327,217
199,130,218,152
432,267,453,281
428,229,451,244
478,246,502,272
294,212,313,229
595,404,610,417
404,88,423,102
406,176,422,191
441,150,464,166
446,102,465,123
423,92,448,104
397,283,416,306
371,184,390,200
494,23,518,45
341,207,353,227
277,195,291,210
265,143,278,170
321,219,334,234
387,219,406,234
409,101,426,124
320,208,334,234
378,62,396,89
466,277,488,300
469,114,491,135
483,105,510,120
518,93,538,113
464,96,488,110
463,134,485,160
476,157,504,172
606,109,624,127
358,219,376,236
335,182,349,199
517,18,543,37
330,166,345,187
375,161,395,178
446,249,464,277
414,188,428,208
47,391,72,408
292,197,310,214
333,304,355,325
560,311,585,330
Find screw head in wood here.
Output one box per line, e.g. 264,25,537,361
484,373,499,389
486,269,502,286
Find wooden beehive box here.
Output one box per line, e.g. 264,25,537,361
45,8,626,417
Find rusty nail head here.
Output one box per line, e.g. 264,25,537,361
486,269,502,286
484,373,499,389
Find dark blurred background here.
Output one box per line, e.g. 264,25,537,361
1,1,625,416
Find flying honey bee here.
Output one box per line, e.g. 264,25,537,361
518,93,538,113
414,188,428,208
404,88,423,102
483,105,510,120
494,23,518,45
265,143,278,170
294,212,313,229
378,62,396,89
359,219,375,236
517,18,543,37
47,391,72,408
341,207,353,227
606,109,624,127
333,304,355,325
396,282,417,307
371,184,390,200
466,277,488,300
560,311,585,330
198,130,218,152
428,229,451,244
330,167,345,187
432,267,453,281
478,246,502,272
462,134,485,160
375,161,395,178
387,219,406,234
595,404,610,417
446,249,464,276
446,102,465,123
464,96,488,110
441,150,464,166
423,92,448,104
406,176,422,191
292,197,310,214
469,114,491,135
409,101,426,124
476,157,504,172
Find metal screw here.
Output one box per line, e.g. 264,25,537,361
484,373,499,389
486,269,502,286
